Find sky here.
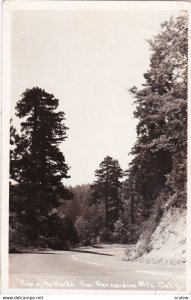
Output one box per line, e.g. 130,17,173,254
11,7,181,186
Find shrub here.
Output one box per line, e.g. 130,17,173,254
99,227,113,243
74,216,92,246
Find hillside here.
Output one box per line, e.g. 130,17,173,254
124,207,186,264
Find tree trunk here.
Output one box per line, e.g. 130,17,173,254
105,195,108,228
130,194,134,224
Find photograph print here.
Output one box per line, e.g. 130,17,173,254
3,0,189,293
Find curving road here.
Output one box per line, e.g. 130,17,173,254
9,247,186,292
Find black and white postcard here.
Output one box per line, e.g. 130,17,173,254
1,0,191,295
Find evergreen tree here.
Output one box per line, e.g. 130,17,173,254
91,156,124,230
10,87,72,244
126,15,187,224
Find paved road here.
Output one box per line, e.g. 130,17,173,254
9,247,186,291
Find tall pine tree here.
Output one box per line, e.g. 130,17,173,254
10,87,72,244
91,156,124,230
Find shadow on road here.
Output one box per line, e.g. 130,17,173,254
9,250,113,256
9,248,114,256
71,249,114,256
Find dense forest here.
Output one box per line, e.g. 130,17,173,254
9,15,187,252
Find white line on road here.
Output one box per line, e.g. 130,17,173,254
72,254,102,266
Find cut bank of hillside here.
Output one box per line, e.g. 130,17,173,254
124,207,186,264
